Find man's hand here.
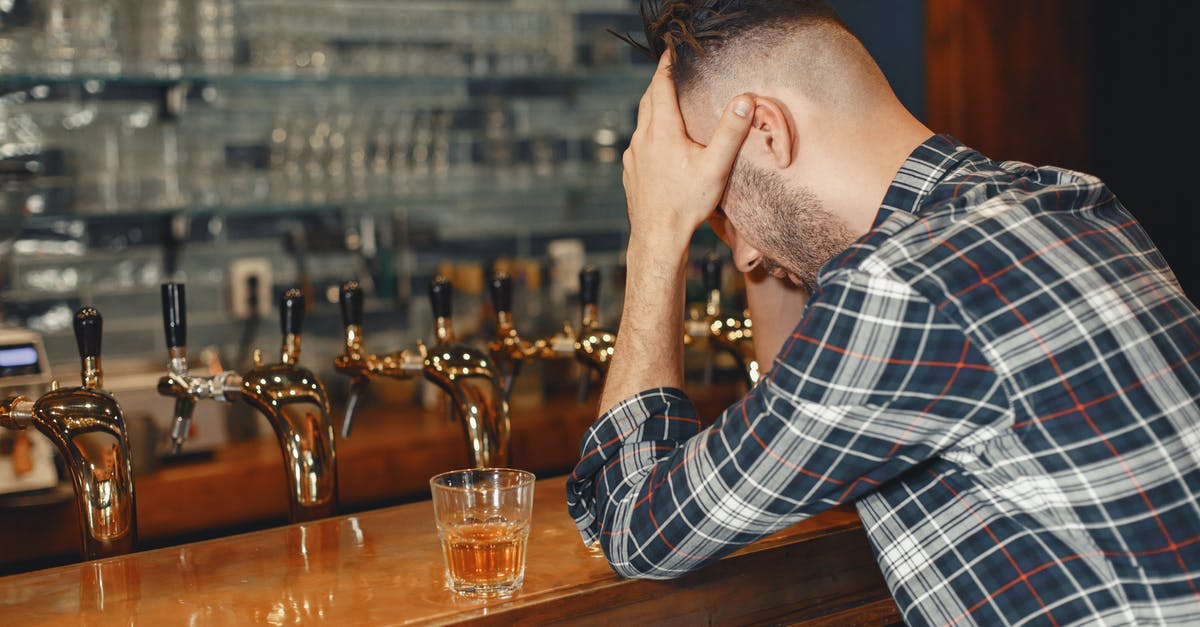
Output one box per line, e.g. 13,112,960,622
622,53,754,262
597,56,753,416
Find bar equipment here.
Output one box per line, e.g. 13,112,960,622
574,266,617,379
333,279,423,438
0,307,138,560
685,253,758,388
156,283,338,522
486,272,575,400
487,267,616,402
335,278,510,468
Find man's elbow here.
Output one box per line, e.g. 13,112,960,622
599,536,701,581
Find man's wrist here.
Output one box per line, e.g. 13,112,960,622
625,234,690,271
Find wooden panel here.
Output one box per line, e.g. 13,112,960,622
925,0,1089,169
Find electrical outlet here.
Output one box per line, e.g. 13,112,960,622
229,258,273,320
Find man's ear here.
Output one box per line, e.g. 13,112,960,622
749,97,794,169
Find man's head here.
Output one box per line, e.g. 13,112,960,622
621,1,931,290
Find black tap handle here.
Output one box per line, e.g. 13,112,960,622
340,280,363,328
579,266,600,307
429,276,453,319
74,307,102,359
490,273,512,315
702,253,723,294
280,288,305,337
161,283,187,349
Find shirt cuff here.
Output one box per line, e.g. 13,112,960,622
565,387,701,546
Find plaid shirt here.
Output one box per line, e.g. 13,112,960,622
567,135,1200,626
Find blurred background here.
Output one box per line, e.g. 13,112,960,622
2,0,1195,371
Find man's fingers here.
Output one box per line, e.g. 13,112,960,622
636,86,653,129
700,95,755,176
649,52,679,115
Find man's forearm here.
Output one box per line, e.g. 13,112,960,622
598,244,688,416
744,269,809,370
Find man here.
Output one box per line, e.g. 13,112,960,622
565,1,1200,625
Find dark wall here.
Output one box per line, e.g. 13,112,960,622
830,0,925,119
1086,2,1200,301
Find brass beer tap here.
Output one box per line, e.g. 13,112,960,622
157,283,338,522
335,277,510,469
1,307,138,560
333,280,423,438
574,266,618,380
486,267,617,403
486,272,575,399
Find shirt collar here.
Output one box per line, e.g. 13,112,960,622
873,134,978,229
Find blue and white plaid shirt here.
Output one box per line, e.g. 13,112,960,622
567,135,1200,626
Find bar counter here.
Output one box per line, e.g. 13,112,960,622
0,383,743,571
0,475,900,625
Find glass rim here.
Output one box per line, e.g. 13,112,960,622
429,467,536,491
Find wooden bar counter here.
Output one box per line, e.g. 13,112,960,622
0,382,748,572
0,475,900,625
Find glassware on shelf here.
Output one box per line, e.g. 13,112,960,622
192,0,236,74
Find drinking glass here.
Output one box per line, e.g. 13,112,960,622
430,468,535,598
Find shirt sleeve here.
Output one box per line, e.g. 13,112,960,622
566,268,1009,578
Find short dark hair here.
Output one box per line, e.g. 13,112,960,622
615,1,848,89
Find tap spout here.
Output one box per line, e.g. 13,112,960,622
239,361,337,522
238,288,338,522
29,387,138,560
1,307,138,560
427,276,511,468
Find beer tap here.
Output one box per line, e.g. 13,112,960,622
157,283,339,522
486,272,575,399
1,307,138,560
423,277,511,468
333,280,423,438
159,283,240,454
333,277,510,468
685,253,759,388
574,266,618,379
486,266,616,403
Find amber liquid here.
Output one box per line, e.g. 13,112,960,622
441,521,528,595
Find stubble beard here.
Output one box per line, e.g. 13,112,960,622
727,161,857,293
